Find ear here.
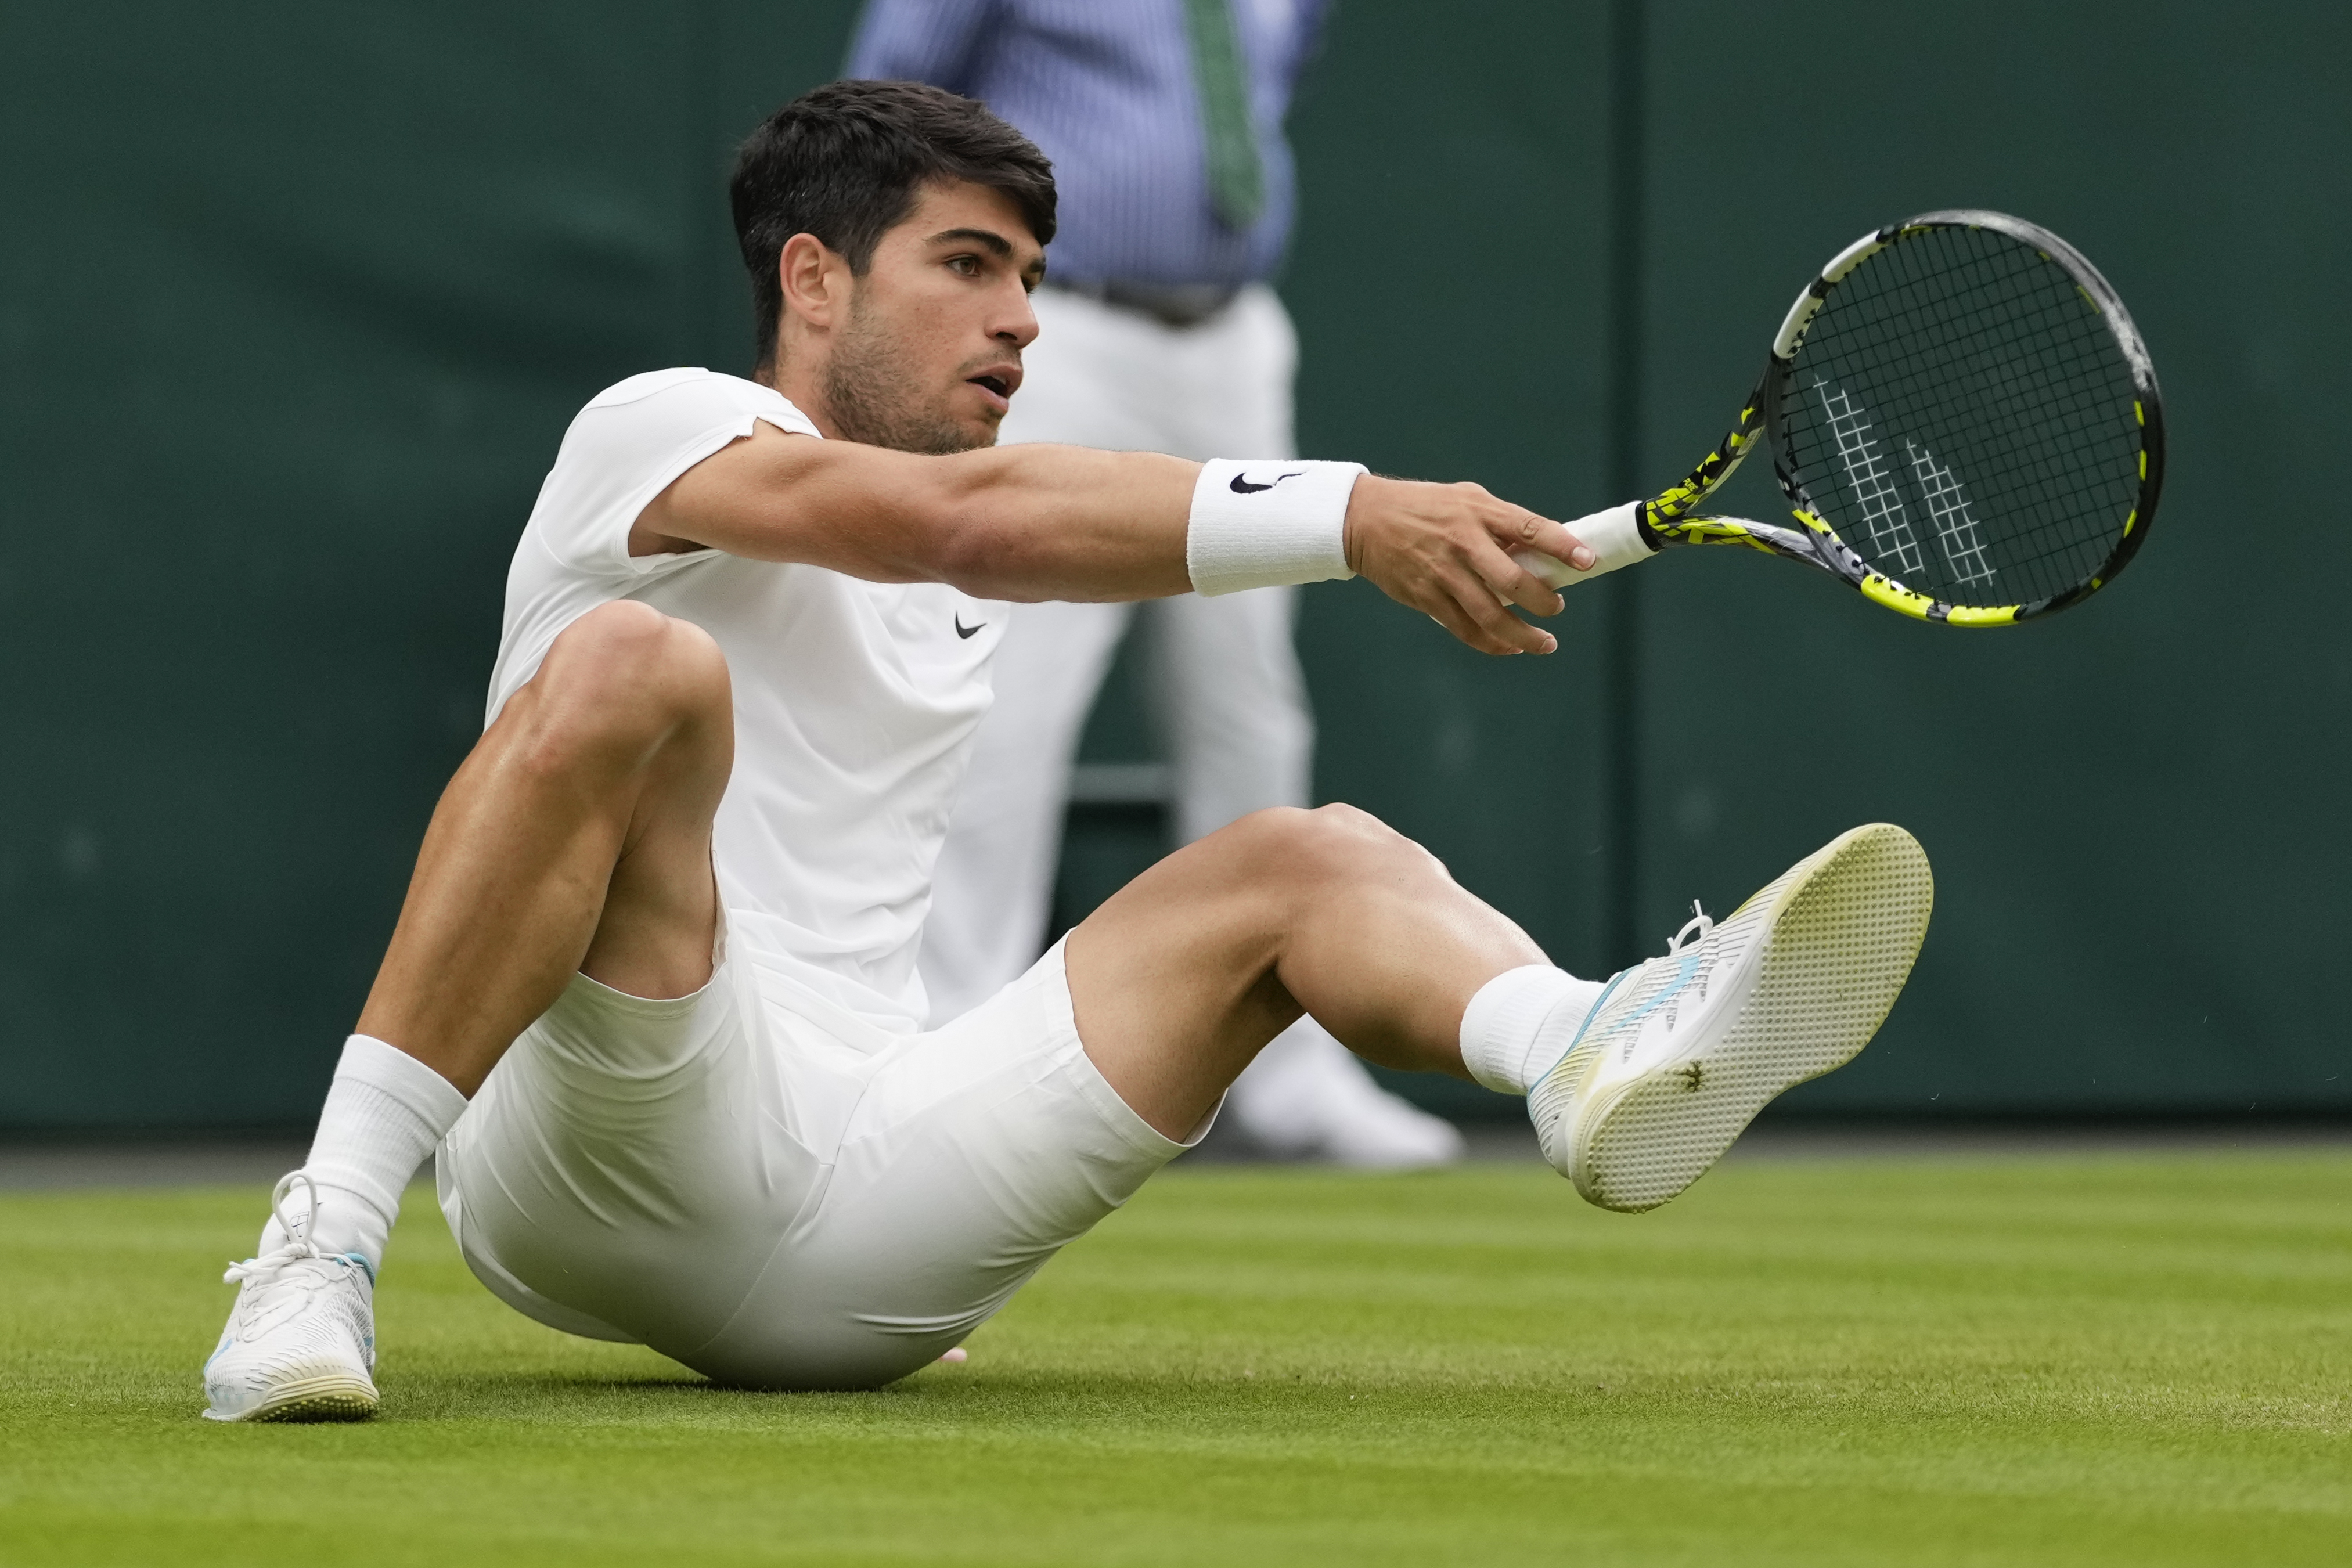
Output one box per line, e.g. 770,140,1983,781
777,232,848,331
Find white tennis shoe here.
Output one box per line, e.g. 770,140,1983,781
202,1172,379,1422
1529,823,1933,1212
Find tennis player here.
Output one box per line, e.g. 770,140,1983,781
202,80,1932,1421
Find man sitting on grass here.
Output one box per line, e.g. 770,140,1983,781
203,80,1932,1419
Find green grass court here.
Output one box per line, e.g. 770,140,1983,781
5,1149,2349,1565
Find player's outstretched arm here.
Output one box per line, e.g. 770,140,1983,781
636,424,1600,656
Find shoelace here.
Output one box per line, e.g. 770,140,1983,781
1619,902,1719,1047
1667,900,1713,956
222,1171,361,1289
1557,899,1720,1065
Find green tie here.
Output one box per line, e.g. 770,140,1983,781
1182,0,1266,230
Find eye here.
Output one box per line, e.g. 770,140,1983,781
946,254,981,277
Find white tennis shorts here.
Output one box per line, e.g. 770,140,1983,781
435,938,1200,1390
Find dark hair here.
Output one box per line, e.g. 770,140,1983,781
730,79,1057,370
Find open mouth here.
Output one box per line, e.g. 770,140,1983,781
967,374,1012,399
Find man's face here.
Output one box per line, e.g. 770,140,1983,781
820,180,1045,455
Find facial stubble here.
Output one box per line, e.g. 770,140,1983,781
819,295,996,456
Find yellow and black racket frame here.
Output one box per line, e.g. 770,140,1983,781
1633,209,2166,626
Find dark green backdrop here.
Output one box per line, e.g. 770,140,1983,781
3,3,2344,1129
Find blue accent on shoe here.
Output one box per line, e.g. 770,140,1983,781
338,1253,376,1285
1608,949,1706,1038
1534,967,1633,1084
1535,945,1708,1087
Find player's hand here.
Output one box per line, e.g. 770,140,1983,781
1341,476,1595,655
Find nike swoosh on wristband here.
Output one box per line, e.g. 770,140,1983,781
955,615,985,639
1229,470,1304,495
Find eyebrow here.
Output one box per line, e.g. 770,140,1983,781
927,226,1016,259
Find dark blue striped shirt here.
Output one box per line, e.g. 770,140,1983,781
846,0,1330,288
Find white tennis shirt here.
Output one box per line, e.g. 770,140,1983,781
486,369,1006,1033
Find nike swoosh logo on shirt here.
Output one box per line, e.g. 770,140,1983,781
1229,470,1304,494
955,615,985,639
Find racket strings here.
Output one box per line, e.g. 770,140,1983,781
1800,250,2127,598
1791,241,2134,603
1809,237,2133,512
1777,226,2142,608
1846,242,2131,520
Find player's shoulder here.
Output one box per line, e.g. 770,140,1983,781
524,370,822,564
571,368,822,439
583,366,758,413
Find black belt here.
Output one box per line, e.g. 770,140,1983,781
1043,277,1244,329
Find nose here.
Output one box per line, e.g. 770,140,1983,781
995,282,1040,350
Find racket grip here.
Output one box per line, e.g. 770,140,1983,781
1512,502,1652,590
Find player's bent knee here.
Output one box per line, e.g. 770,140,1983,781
1303,802,1435,878
1306,801,1393,839
536,605,727,731
552,601,725,690
1219,802,1424,891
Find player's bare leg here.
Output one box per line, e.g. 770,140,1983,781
204,600,733,1421
357,599,734,1095
1067,804,1539,1139
1068,808,1932,1207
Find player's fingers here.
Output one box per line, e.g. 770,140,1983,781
1402,564,1522,655
1421,597,1522,657
1467,535,1566,617
1434,562,1557,655
1489,511,1597,589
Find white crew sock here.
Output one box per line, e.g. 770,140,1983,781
1458,966,1607,1095
259,1034,469,1272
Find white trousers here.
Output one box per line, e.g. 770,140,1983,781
921,283,1314,1022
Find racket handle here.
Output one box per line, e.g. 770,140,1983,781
1512,502,1653,590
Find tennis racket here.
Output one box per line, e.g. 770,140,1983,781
1531,210,2164,626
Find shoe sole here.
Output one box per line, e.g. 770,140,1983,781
1572,823,1933,1213
203,1372,379,1423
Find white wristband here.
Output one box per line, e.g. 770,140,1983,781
1186,459,1365,597
1510,501,1656,590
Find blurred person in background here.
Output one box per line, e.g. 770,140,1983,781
847,0,1465,1167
